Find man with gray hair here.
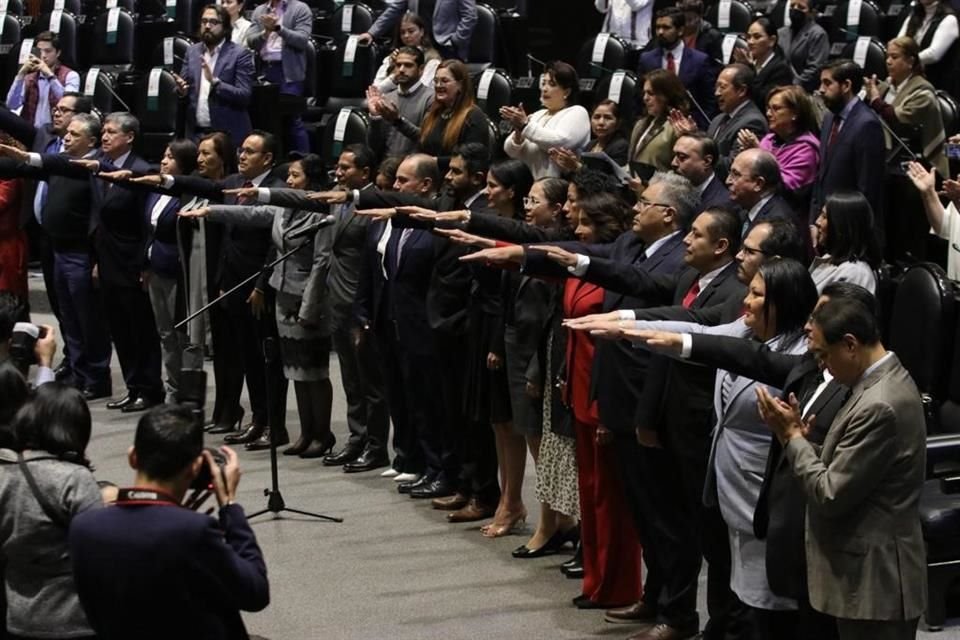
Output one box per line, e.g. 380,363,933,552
726,147,797,239
706,63,767,179
89,112,163,412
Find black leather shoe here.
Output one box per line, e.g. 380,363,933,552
409,479,455,499
398,475,429,494
343,450,389,473
322,446,362,467
121,397,155,413
106,394,137,410
512,529,570,558
81,387,112,401
565,564,584,579
246,428,290,451
224,423,264,445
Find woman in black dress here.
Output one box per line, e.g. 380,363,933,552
418,59,492,160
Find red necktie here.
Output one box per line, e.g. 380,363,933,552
666,51,677,75
682,280,700,308
827,116,842,149
237,180,254,204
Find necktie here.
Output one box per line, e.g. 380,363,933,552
827,115,842,149
665,51,676,74
682,279,700,308
721,371,736,413
33,138,61,223
237,180,254,204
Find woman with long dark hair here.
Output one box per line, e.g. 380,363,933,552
0,384,102,639
418,60,492,158
631,69,691,179
810,191,881,292
180,153,336,458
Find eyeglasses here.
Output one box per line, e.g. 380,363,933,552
238,147,261,156
523,196,543,207
200,17,222,25
53,105,75,114
740,244,771,257
727,168,752,180
637,198,673,209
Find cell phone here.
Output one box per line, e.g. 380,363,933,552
30,47,41,58
946,143,960,161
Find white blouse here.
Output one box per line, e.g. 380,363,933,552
503,105,591,179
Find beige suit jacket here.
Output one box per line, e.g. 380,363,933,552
784,353,927,620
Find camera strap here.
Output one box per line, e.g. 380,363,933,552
16,453,70,529
115,488,180,507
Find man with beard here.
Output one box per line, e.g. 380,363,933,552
808,59,885,248
367,47,434,159
175,4,255,146
638,8,717,126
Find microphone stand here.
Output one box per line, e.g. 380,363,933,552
176,240,343,524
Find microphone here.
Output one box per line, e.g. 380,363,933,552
588,61,616,75
526,53,547,79
286,215,337,240
875,113,922,163
684,89,709,123
95,75,132,112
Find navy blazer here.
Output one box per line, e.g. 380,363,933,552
69,502,268,640
638,46,717,126
91,152,152,287
699,174,736,212
182,40,254,145
810,100,886,229
144,192,182,278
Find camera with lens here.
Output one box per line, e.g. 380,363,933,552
191,446,227,492
9,322,47,372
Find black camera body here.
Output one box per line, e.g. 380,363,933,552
9,322,47,370
191,446,227,492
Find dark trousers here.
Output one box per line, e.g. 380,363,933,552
374,320,420,473
254,288,287,433
331,320,389,455
220,285,269,427
208,302,243,425
753,607,800,640
102,283,163,401
395,339,446,480
433,330,465,485
262,63,309,153
53,251,111,392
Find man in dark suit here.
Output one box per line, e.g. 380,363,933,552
671,132,735,211
90,113,164,412
140,131,288,447
0,93,92,378
174,4,254,146
809,59,886,247
707,63,767,179
69,405,269,639
639,8,718,126
727,148,796,238
678,0,724,63
0,113,114,399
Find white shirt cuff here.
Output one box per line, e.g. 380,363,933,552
618,309,636,320
567,254,590,276
34,366,55,386
257,187,270,203
680,333,693,359
27,152,42,167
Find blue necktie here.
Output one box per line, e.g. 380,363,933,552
33,138,60,223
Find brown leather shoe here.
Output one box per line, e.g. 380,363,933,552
605,601,658,624
446,497,496,523
432,492,469,511
626,623,698,640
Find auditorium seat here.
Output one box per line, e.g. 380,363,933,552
0,0,24,16
324,2,375,43
323,36,378,111
938,90,959,139
576,32,632,80
920,433,960,629
840,37,886,82
32,10,78,66
887,262,957,433
594,70,638,126
703,0,754,34
133,67,180,162
80,67,122,114
718,32,748,64
825,0,883,42
767,0,791,29
86,0,135,13
90,8,136,72
466,3,499,75
38,0,82,17
319,107,369,169
149,34,191,75
0,13,22,96
474,67,512,135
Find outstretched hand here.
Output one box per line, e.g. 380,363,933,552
528,244,578,268
434,228,497,248
459,245,523,265
223,186,260,200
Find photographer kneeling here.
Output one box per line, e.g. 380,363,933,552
0,291,56,387
68,405,269,639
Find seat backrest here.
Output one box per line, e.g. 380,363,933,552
91,8,135,68
888,263,957,416
467,3,498,65
594,69,638,125
327,2,374,42
768,0,791,29
320,107,369,166
80,67,118,114
835,0,883,39
0,0,24,15
329,36,377,98
134,67,180,161
705,0,754,33
150,34,192,75
718,32,748,64
937,90,960,138
576,32,629,80
87,0,135,13
303,36,317,99
39,0,82,16
34,11,77,67
841,37,886,80
0,14,21,97
474,67,512,125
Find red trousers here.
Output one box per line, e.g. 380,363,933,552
575,419,642,605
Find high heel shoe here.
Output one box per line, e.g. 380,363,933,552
299,432,336,459
512,527,573,558
481,509,527,538
207,407,245,435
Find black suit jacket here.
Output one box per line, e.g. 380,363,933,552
699,174,736,212
69,503,268,640
532,231,687,433
0,104,58,227
632,261,746,452
810,100,886,229
90,152,152,287
752,55,794,108
685,333,849,598
744,193,796,237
